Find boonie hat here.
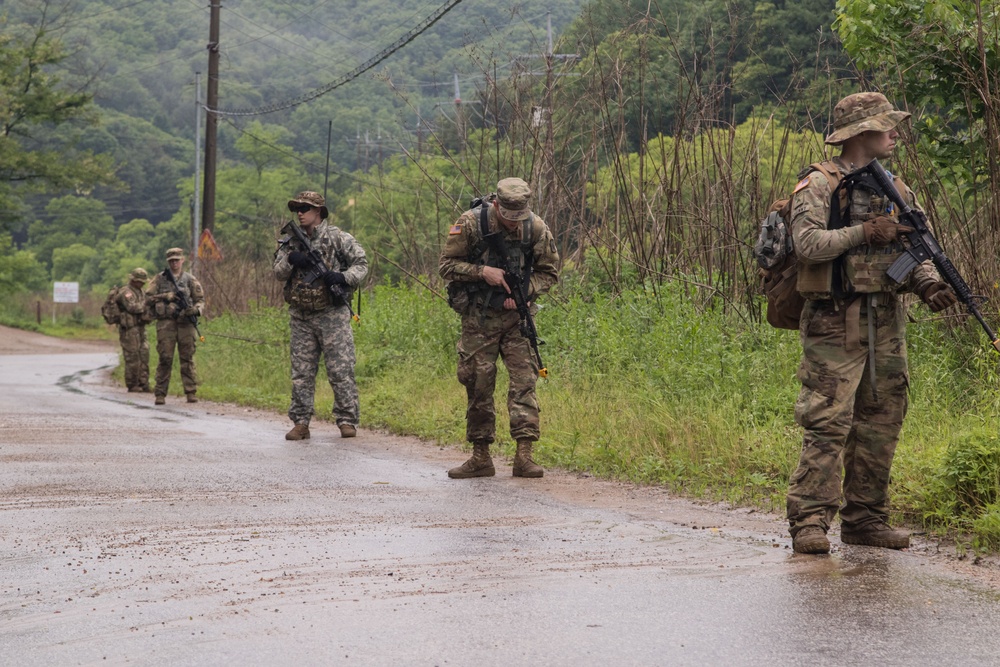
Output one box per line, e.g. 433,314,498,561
287,190,329,220
166,247,185,260
825,92,911,145
129,267,149,282
495,177,532,222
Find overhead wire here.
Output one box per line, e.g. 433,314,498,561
210,0,469,117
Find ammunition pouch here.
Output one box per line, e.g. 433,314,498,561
284,279,333,312
153,299,179,320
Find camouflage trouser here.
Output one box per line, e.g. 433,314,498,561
119,324,149,390
154,319,199,397
288,305,359,427
457,309,540,444
787,295,908,536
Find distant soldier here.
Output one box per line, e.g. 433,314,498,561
273,191,368,441
439,177,559,479
786,93,958,554
117,268,151,393
146,248,205,405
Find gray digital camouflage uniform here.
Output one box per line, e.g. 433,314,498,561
439,204,559,446
273,220,368,428
786,155,939,537
147,268,205,398
116,281,150,391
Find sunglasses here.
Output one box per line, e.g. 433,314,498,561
290,203,315,214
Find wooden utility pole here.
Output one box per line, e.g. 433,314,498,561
193,71,202,263
202,0,221,232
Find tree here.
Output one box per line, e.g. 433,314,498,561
0,233,47,297
26,195,115,267
0,5,117,234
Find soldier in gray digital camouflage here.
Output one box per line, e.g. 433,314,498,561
118,267,151,393
786,92,958,554
439,177,559,479
147,248,206,405
273,190,368,441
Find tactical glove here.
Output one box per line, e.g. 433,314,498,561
287,251,310,268
322,271,347,287
183,306,201,317
921,282,959,312
862,216,913,247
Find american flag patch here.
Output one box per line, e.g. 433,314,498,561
449,224,462,235
792,176,811,194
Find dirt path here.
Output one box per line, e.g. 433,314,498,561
3,325,1000,665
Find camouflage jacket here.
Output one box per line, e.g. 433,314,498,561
273,220,368,312
115,283,148,329
146,270,206,321
439,205,559,303
790,156,938,299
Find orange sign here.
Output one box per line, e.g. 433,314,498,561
198,229,223,261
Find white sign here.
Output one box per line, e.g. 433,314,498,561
53,282,79,304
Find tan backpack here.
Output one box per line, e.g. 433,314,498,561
753,161,842,329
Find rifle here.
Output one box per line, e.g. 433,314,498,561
859,159,1000,353
162,268,205,342
282,220,359,322
482,230,548,378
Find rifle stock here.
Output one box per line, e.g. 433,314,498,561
862,159,1000,353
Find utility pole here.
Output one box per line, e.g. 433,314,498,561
202,0,221,233
193,71,202,265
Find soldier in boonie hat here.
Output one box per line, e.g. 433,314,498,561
166,247,185,260
287,190,329,220
825,92,911,146
129,267,148,283
495,177,532,222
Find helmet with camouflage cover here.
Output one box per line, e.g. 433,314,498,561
129,267,149,283
825,92,911,145
287,191,329,220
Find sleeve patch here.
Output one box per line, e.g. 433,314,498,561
449,224,462,235
792,176,811,194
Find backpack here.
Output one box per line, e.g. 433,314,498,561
101,286,122,325
754,161,842,330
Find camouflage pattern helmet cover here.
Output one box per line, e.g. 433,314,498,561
495,177,532,221
129,267,149,282
825,92,911,145
287,190,329,219
165,247,185,260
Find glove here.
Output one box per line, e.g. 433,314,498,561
183,306,201,317
863,216,913,247
322,271,348,287
921,282,959,312
156,292,176,303
287,251,310,268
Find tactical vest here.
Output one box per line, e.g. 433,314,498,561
797,166,908,298
449,205,535,314
281,236,350,312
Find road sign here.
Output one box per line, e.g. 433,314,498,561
53,282,79,303
198,229,223,261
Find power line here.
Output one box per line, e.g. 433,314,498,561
210,0,469,117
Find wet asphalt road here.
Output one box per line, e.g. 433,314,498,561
2,351,1000,666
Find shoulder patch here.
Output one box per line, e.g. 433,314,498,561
449,224,462,235
793,176,811,194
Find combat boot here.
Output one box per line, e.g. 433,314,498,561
792,526,830,554
186,393,198,403
447,442,495,479
512,439,544,478
841,522,910,549
285,424,310,440
339,424,357,438
154,395,165,405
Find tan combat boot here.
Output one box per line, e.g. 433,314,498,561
447,442,495,479
841,522,909,549
339,424,357,438
512,439,544,478
792,526,830,554
285,424,310,440
186,393,198,403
